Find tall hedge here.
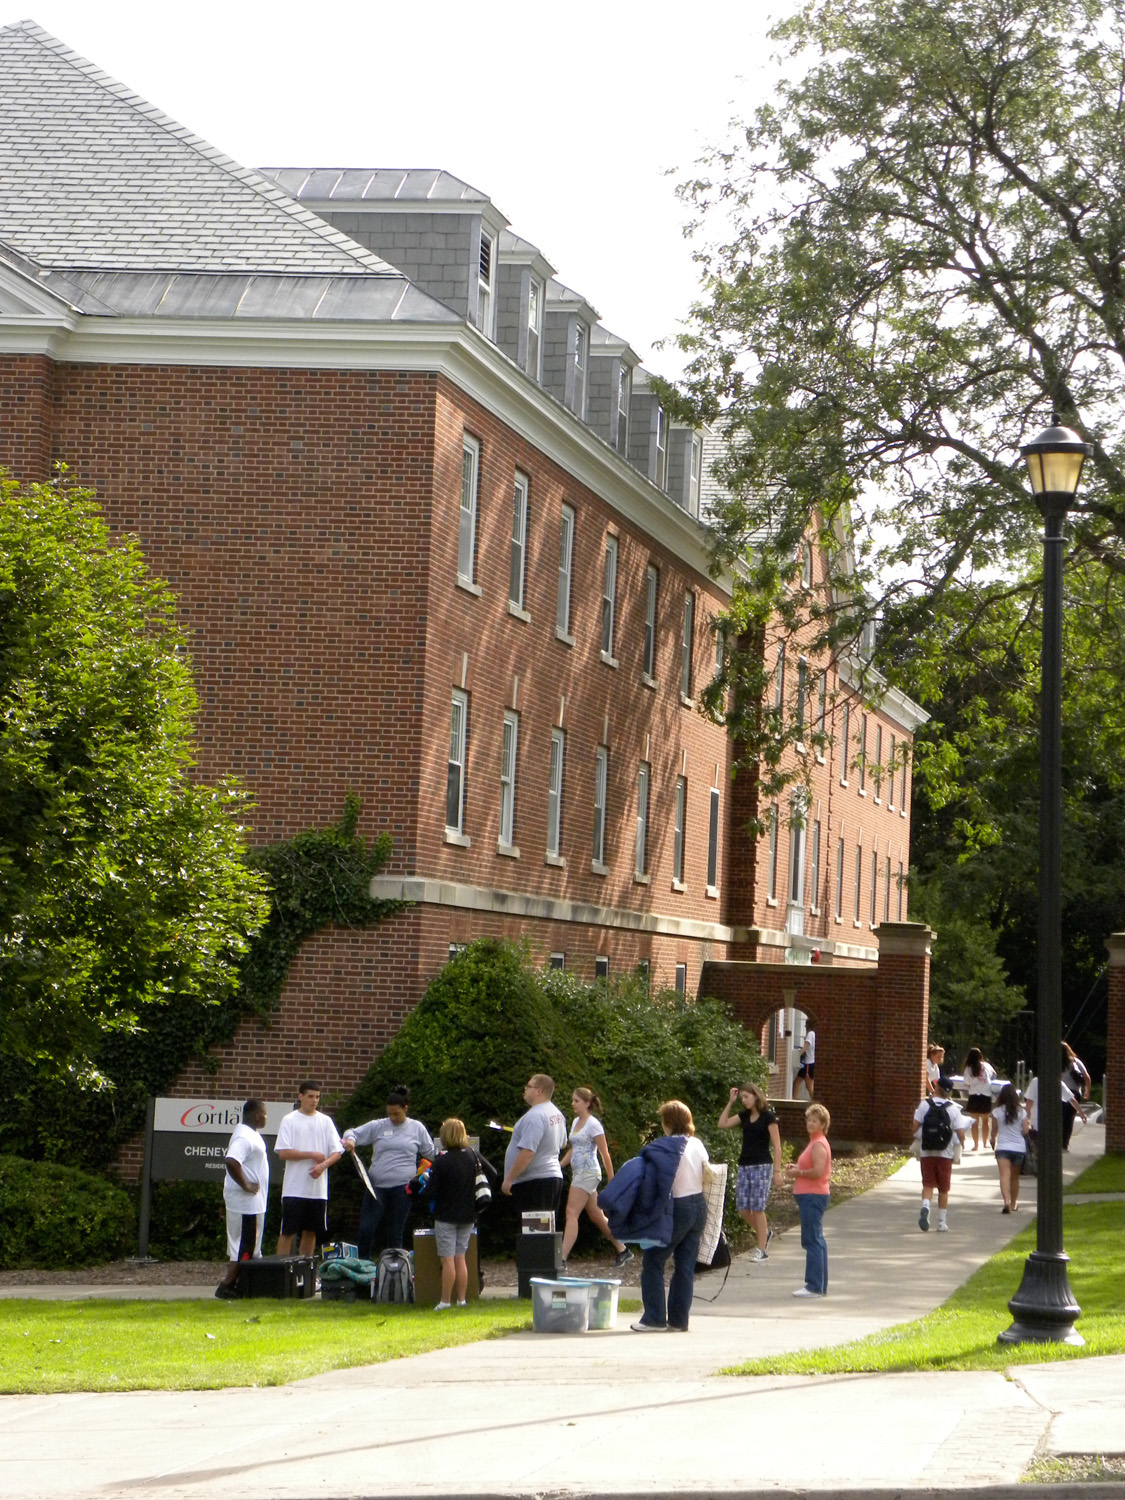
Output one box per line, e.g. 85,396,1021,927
0,1155,134,1267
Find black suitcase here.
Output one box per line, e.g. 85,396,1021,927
240,1255,317,1299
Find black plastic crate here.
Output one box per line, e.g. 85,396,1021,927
240,1255,317,1300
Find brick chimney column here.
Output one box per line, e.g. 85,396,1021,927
873,921,933,1144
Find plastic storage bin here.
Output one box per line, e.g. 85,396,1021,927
584,1278,622,1331
530,1277,592,1334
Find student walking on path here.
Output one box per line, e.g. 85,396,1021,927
992,1083,1030,1214
558,1086,633,1272
717,1083,782,1261
913,1074,970,1233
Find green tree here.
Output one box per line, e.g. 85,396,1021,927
673,0,1125,789
0,470,270,1072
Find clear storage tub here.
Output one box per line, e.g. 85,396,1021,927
530,1277,592,1334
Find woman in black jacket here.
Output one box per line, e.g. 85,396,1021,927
425,1118,496,1308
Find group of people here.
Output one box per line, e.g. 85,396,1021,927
915,1042,1092,1232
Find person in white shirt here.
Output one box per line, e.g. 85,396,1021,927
991,1083,1030,1213
216,1099,269,1300
961,1047,997,1150
558,1085,633,1270
632,1099,709,1333
274,1080,344,1257
913,1074,971,1232
796,1028,816,1100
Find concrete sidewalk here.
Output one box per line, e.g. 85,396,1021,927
1,1123,1121,1499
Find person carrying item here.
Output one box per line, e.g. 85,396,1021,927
275,1080,344,1257
599,1099,708,1333
500,1073,567,1217
422,1117,498,1309
216,1098,269,1300
717,1082,782,1261
559,1085,633,1272
342,1085,435,1260
913,1073,970,1233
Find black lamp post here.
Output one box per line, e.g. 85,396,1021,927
999,418,1092,1347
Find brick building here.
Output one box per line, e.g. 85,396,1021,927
0,21,927,1115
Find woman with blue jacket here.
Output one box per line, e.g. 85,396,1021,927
599,1099,709,1332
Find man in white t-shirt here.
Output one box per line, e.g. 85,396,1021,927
1023,1075,1082,1139
913,1074,971,1233
501,1074,567,1217
216,1099,269,1300
275,1080,344,1257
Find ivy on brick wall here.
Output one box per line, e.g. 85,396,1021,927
0,795,401,1173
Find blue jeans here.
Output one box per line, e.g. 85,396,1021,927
357,1183,412,1259
640,1193,707,1329
797,1193,829,1295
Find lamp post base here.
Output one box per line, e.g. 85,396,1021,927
998,1250,1084,1346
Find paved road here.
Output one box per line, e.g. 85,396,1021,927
1,1122,1121,1498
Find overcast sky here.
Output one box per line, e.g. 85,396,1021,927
7,0,797,377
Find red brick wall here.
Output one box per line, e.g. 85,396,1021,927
0,353,55,481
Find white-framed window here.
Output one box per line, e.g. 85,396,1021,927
900,752,909,815
477,229,495,339
509,472,529,611
767,801,780,900
617,366,630,451
547,728,565,858
888,734,897,810
816,672,827,761
549,952,566,971
447,689,468,835
673,776,687,885
574,321,588,418
870,846,879,925
801,539,813,588
459,434,480,585
635,762,650,878
595,954,610,981
707,786,721,890
884,854,892,922
874,723,883,801
681,592,695,699
557,504,574,637
840,700,850,784
788,792,807,906
601,535,618,659
499,710,519,849
526,277,542,379
675,963,688,996
449,941,467,960
593,745,608,867
835,836,845,921
643,564,659,679
854,844,863,922
810,818,822,913
858,712,868,793
774,642,785,710
690,433,703,515
655,405,667,489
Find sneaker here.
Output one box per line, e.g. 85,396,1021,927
919,1202,930,1232
614,1248,635,1268
455,1300,468,1307
434,1301,451,1311
937,1221,949,1232
766,1225,775,1247
667,1323,689,1332
214,1282,239,1300
792,1287,823,1298
630,1320,669,1332
747,1248,768,1262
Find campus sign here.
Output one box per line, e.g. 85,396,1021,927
149,1097,293,1183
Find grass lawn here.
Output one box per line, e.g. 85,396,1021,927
1064,1150,1125,1195
0,1296,533,1394
724,1199,1125,1376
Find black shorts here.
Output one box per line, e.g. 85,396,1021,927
798,1062,815,1078
967,1094,993,1115
280,1197,328,1242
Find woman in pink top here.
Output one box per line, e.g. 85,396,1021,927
784,1103,832,1298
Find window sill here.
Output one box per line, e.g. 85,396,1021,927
796,742,807,757
634,872,651,886
680,693,696,710
545,852,567,869
858,788,867,798
874,797,882,807
591,860,609,877
901,808,908,818
497,842,521,859
508,602,531,623
600,650,619,669
456,576,482,598
444,830,471,848
641,672,657,690
766,896,779,908
671,878,686,893
853,920,863,929
705,885,720,900
555,627,575,647
815,753,826,765
840,778,849,789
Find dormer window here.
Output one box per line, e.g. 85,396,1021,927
574,321,588,418
655,406,667,489
527,277,542,379
690,434,702,515
617,367,630,451
478,230,495,339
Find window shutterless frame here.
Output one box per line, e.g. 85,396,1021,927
673,776,686,884
459,435,480,584
510,473,529,610
681,593,695,699
547,728,565,857
601,536,618,657
593,745,608,866
707,786,720,890
499,711,518,847
557,505,575,636
635,763,650,877
447,690,469,834
643,564,658,678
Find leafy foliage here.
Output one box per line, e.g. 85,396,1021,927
0,469,270,1072
0,1154,134,1267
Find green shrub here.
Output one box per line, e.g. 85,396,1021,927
0,1155,134,1267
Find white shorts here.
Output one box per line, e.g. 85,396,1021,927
225,1207,265,1262
569,1171,601,1196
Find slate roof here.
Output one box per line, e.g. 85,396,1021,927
258,168,493,208
0,20,403,278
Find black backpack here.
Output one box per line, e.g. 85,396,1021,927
920,1099,954,1151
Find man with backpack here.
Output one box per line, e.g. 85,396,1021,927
913,1073,970,1233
